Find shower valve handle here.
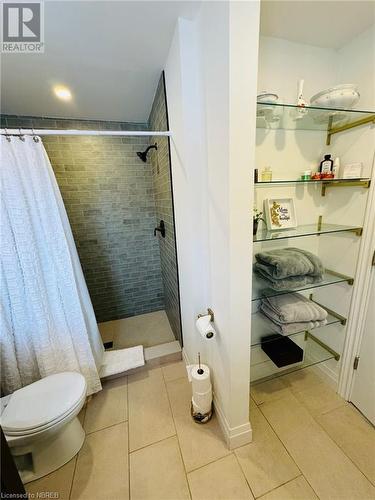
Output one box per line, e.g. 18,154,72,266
154,220,166,238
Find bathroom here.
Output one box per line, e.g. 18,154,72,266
1,1,374,499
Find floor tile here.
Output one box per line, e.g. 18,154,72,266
83,375,127,434
251,378,292,406
259,476,318,500
188,454,254,500
162,360,187,382
78,405,86,425
25,457,76,500
70,422,129,500
166,377,230,472
280,368,324,393
113,310,175,349
128,367,175,451
235,402,300,498
260,393,375,499
130,436,190,500
293,381,347,417
317,404,375,485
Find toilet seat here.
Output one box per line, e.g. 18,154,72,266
1,372,87,436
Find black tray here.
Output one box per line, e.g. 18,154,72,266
261,334,303,368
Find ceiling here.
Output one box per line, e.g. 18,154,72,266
1,1,199,122
260,1,375,49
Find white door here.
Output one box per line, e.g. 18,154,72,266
350,266,375,425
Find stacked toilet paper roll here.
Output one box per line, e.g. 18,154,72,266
196,315,217,339
191,364,212,415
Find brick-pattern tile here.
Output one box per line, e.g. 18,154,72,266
2,114,164,322
148,76,182,344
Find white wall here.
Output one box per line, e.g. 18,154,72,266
258,35,337,103
165,1,260,448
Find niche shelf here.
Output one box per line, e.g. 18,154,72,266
254,222,363,242
256,102,375,140
251,101,372,384
252,269,354,302
250,332,340,385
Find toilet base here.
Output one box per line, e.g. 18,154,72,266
11,417,85,483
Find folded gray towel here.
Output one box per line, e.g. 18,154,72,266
261,293,328,323
254,247,324,280
260,310,328,336
254,268,323,291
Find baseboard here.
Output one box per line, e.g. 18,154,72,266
311,359,338,389
182,349,252,449
213,397,252,449
182,347,191,366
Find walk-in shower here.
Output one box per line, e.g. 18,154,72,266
1,73,182,352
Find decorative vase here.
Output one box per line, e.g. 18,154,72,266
253,219,259,236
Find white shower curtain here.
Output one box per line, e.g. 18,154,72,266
1,135,104,395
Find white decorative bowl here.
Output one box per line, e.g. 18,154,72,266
257,92,279,103
310,84,360,109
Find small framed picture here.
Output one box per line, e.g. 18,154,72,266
264,198,297,230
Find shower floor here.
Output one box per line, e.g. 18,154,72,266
98,310,175,349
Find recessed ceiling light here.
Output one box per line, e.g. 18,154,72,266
53,85,72,101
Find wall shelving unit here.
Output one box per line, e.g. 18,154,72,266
251,101,374,385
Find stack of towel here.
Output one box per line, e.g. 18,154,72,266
260,293,328,335
254,247,324,291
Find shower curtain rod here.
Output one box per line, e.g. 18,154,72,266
0,128,172,137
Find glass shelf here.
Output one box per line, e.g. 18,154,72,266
250,333,337,385
252,270,353,302
251,310,341,347
255,177,370,185
254,223,362,242
256,102,375,132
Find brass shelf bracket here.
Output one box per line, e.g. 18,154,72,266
321,179,371,197
308,294,347,325
326,114,375,145
325,268,354,286
316,215,362,237
304,331,341,361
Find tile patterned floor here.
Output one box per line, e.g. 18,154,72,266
26,363,375,500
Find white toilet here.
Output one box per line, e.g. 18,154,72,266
1,372,87,483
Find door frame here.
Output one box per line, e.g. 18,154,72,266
338,153,375,399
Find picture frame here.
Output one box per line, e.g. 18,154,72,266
263,198,297,230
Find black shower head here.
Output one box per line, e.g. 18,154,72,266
136,143,157,163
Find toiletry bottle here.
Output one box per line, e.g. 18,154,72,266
319,154,333,174
333,157,340,178
261,166,272,182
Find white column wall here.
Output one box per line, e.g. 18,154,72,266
165,1,260,448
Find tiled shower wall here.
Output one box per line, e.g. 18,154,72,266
148,75,182,344
1,115,164,322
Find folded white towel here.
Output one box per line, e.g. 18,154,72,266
262,293,327,323
260,311,327,336
99,346,145,378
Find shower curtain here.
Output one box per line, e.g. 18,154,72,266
1,135,104,395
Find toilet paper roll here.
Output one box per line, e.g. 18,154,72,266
191,364,212,394
192,390,212,414
196,315,217,339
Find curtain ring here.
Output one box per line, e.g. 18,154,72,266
32,128,39,143
4,128,11,142
19,128,25,141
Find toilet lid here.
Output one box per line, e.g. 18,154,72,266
1,372,87,433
